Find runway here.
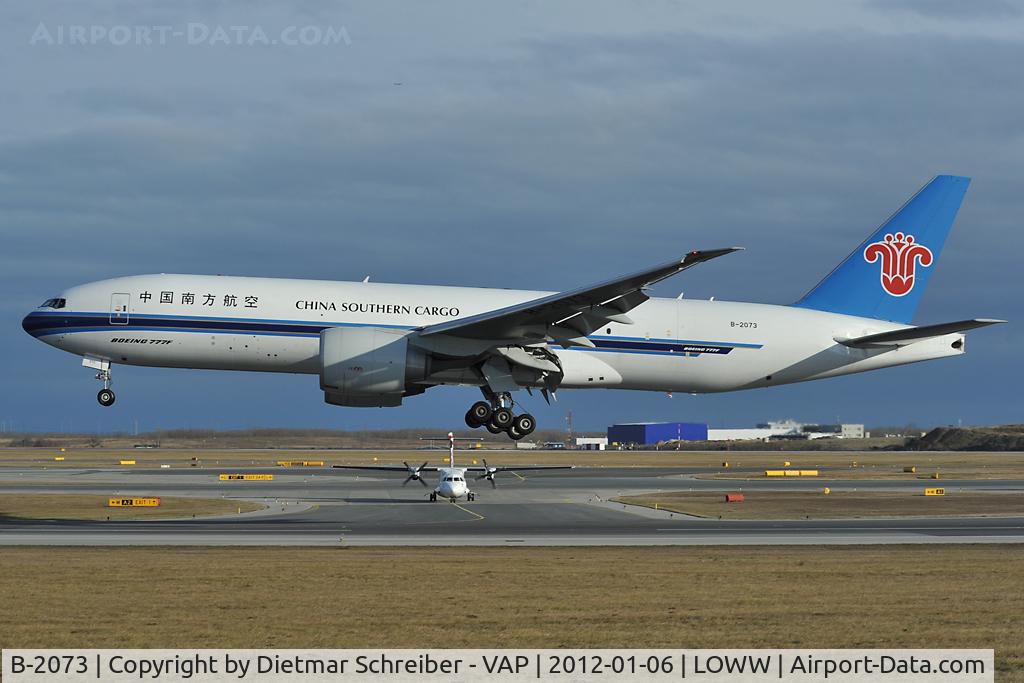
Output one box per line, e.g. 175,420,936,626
2,466,1023,545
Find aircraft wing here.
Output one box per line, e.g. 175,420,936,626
835,318,1006,348
332,464,440,472
416,248,742,347
463,465,575,472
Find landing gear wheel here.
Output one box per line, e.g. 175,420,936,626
97,389,116,407
429,492,437,502
465,409,481,429
491,407,514,429
507,424,524,441
468,401,492,425
485,421,504,435
512,413,536,437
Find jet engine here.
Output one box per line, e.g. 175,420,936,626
319,326,428,407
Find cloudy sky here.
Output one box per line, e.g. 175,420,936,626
2,0,1020,434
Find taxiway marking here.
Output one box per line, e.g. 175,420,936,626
450,501,485,520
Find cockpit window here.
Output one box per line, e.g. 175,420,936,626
40,298,66,309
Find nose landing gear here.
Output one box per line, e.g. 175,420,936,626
464,392,536,440
91,362,116,405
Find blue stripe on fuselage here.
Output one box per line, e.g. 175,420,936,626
21,311,762,356
21,311,409,337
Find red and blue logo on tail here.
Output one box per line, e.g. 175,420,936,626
795,175,969,323
863,231,934,297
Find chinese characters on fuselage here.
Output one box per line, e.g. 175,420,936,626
131,294,459,317
137,292,259,308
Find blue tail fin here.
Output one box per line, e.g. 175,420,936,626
794,175,970,323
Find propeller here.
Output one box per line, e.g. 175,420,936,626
402,461,429,487
475,458,499,488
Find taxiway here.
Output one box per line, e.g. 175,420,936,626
2,465,1023,545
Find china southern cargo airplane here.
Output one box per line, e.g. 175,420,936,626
333,433,572,502
23,175,1004,439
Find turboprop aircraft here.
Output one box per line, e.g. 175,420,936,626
332,433,572,502
23,175,1004,438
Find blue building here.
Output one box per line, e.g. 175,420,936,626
607,422,708,445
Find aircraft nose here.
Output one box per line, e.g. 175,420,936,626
21,311,48,339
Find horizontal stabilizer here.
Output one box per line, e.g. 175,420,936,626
835,318,1006,348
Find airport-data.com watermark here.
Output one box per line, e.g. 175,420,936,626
29,22,351,47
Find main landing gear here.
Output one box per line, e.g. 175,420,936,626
428,492,470,503
464,393,536,441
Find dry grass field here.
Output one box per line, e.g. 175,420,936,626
0,494,264,520
3,448,1024,473
0,546,1020,680
709,461,1024,481
617,491,1024,520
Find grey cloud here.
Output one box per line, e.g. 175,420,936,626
865,0,1021,20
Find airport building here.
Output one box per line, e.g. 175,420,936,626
607,422,708,446
707,420,866,441
606,419,866,446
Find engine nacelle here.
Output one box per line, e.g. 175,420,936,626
319,326,428,407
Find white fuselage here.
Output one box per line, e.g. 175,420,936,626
23,273,966,395
435,467,469,500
